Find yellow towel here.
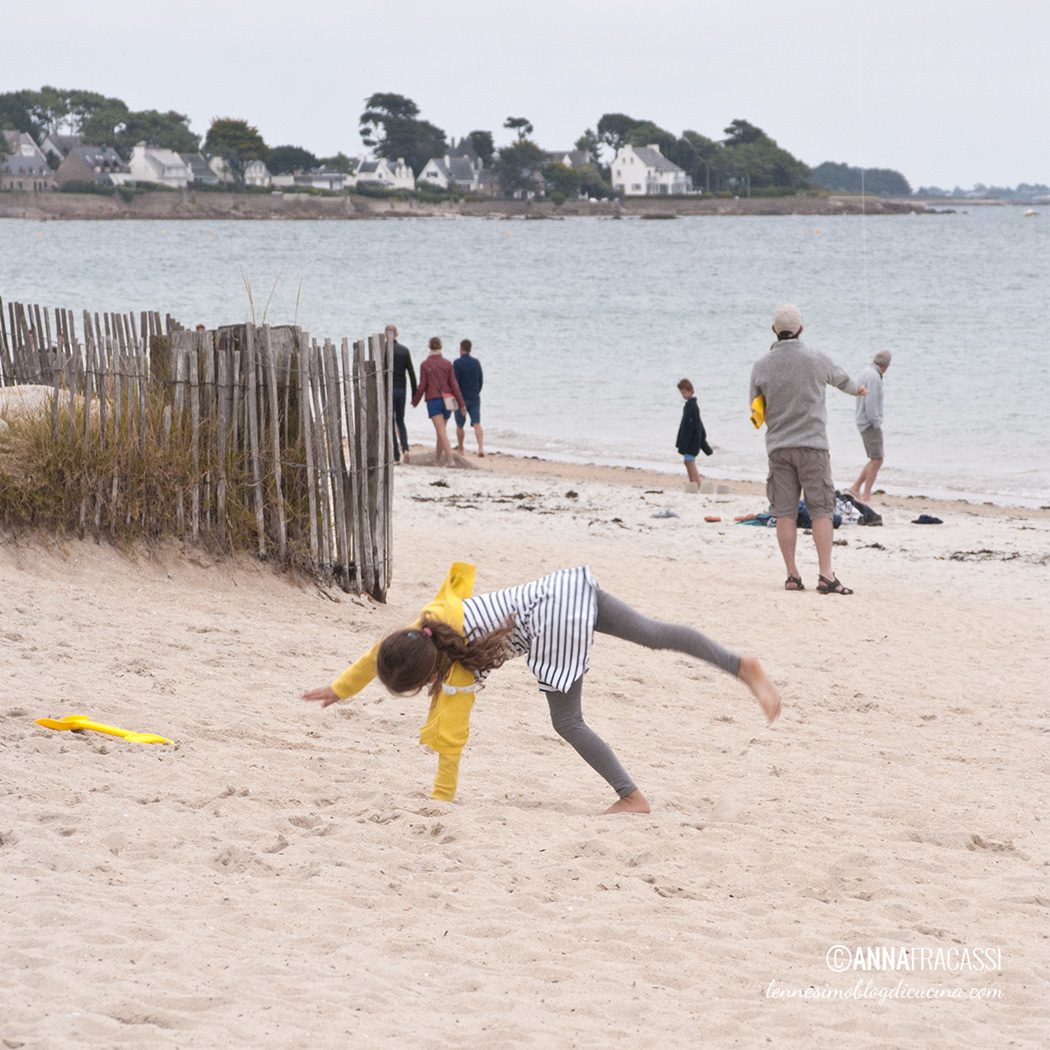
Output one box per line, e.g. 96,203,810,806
750,394,766,429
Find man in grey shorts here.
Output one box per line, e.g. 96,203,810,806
849,349,892,503
749,304,867,595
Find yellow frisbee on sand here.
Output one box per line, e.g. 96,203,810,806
35,715,172,745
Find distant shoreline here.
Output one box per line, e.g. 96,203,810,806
0,190,932,221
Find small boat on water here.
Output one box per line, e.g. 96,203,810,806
1023,209,1038,217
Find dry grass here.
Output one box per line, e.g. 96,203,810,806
0,386,318,575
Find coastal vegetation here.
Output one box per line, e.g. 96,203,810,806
2,84,1040,201
0,315,395,596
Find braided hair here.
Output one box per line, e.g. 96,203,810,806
376,614,515,698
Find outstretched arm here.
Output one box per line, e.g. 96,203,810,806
823,353,862,395
302,616,422,709
302,684,340,708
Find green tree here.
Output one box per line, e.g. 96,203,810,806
596,113,641,152
682,130,721,191
78,95,130,145
60,90,127,140
627,120,676,154
503,116,534,141
359,93,446,175
576,162,612,199
467,129,495,167
115,110,199,159
717,120,810,193
494,139,545,197
542,162,580,198
268,144,319,174
574,127,600,158
361,92,419,124
809,161,911,196
29,85,70,135
0,90,44,137
319,152,355,174
204,118,269,181
723,118,767,146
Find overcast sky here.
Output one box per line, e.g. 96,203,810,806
5,0,1047,188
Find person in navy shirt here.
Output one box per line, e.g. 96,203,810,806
453,339,485,457
676,378,710,488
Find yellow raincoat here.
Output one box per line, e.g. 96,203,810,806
330,562,478,801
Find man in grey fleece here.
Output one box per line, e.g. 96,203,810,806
849,349,892,503
749,304,867,595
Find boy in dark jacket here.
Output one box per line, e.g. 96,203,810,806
676,378,710,487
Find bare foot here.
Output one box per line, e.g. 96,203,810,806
603,789,650,815
738,655,782,724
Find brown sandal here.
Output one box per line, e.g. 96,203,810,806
817,575,853,595
784,575,805,591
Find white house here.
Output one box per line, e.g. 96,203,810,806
243,160,271,188
301,169,349,191
417,153,480,192
352,156,415,191
208,156,235,184
272,168,349,192
544,148,591,170
611,144,692,196
128,143,193,188
418,156,451,189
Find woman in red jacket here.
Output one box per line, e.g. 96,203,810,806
412,337,466,466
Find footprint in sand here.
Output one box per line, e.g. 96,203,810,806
712,785,744,821
967,834,1015,853
210,846,273,875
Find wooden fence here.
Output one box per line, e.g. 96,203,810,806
0,297,394,599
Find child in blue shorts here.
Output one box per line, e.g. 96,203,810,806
676,378,710,486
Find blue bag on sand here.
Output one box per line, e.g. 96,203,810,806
797,500,841,529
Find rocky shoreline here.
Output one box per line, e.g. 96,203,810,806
0,189,929,221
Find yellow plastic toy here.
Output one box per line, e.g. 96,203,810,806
750,394,766,429
35,715,172,745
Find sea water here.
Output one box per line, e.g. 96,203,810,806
1,207,1047,505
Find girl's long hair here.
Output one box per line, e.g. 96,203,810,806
376,614,515,698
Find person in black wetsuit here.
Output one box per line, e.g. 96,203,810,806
386,324,417,463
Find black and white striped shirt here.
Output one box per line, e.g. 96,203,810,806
461,566,599,694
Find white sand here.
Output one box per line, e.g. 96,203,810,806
0,384,56,430
2,450,1047,1048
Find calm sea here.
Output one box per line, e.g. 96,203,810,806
1,208,1047,505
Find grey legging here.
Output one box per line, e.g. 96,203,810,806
545,588,741,798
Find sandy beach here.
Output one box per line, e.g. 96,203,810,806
2,449,1048,1048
